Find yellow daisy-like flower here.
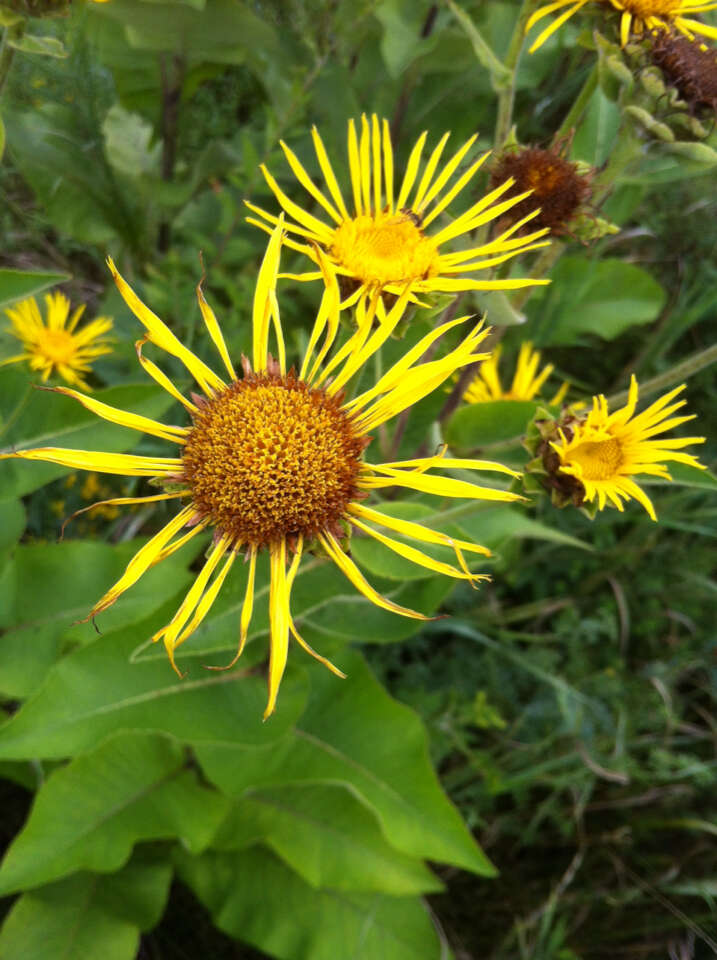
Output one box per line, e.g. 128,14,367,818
246,114,550,308
1,227,523,718
464,342,568,405
526,0,717,52
2,292,113,391
551,375,705,519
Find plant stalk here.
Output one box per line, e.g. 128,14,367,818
607,343,717,408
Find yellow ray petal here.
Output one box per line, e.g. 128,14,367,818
396,130,428,210
382,118,394,214
176,547,238,649
318,531,431,621
265,540,290,720
259,164,334,242
279,139,343,224
135,339,197,413
347,118,363,215
1,447,183,477
359,465,521,503
253,221,284,373
85,505,197,618
349,502,491,558
311,125,350,220
196,282,236,380
107,257,225,396
50,387,188,444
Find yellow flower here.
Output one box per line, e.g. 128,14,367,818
246,114,550,308
551,375,705,519
1,226,523,718
2,292,113,391
464,342,568,405
526,0,717,52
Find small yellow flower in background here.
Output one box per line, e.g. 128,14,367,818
551,376,705,519
464,342,568,405
246,114,550,308
526,0,717,52
1,226,524,718
2,292,113,391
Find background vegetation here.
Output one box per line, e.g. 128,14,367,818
0,1,716,958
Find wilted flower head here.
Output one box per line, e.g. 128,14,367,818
545,376,705,519
464,342,568,405
649,29,717,114
527,1,717,52
247,114,550,308
1,227,523,718
490,144,593,238
2,292,113,390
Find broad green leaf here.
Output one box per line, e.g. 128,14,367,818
177,846,443,960
655,461,717,492
535,256,666,346
213,783,442,895
0,536,197,699
0,855,171,960
0,732,227,896
572,87,620,166
0,269,70,309
7,34,67,58
102,104,160,180
196,649,495,876
0,498,24,572
0,598,309,761
0,372,181,499
445,400,540,450
457,506,591,552
375,0,439,77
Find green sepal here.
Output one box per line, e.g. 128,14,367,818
625,105,676,142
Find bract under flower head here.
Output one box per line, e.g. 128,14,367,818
1,292,113,390
246,114,550,308
526,0,717,52
550,375,705,518
1,226,524,718
464,343,568,405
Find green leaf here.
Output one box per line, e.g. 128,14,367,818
0,498,24,573
535,256,666,346
659,462,717,491
0,374,180,499
0,112,5,162
0,269,70,309
0,732,227,896
196,649,495,876
7,34,67,58
213,783,442,895
445,400,540,450
572,87,620,166
0,536,197,699
102,104,160,180
177,846,443,960
375,0,439,77
0,597,309,760
456,506,591,552
0,854,171,960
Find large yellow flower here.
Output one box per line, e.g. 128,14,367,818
526,0,717,51
2,292,113,391
464,342,568,404
1,227,522,718
551,375,705,519
246,115,550,307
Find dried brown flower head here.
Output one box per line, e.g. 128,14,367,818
649,31,717,115
490,144,593,238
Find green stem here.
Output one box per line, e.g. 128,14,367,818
0,22,23,99
606,343,717,408
556,63,598,140
493,0,540,150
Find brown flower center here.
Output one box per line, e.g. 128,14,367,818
619,0,680,17
182,372,365,546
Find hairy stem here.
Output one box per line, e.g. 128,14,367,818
607,342,717,408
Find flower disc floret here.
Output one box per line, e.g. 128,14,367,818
330,212,439,288
183,372,364,545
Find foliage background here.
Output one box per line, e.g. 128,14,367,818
0,1,716,958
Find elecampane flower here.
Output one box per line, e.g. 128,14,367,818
526,0,717,52
1,292,113,391
552,375,705,519
464,342,568,405
246,114,550,307
1,227,522,718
